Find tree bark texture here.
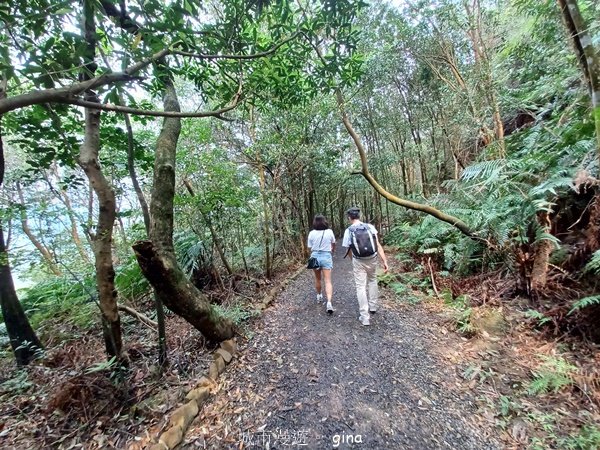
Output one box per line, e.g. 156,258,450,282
79,105,123,358
0,227,44,365
133,240,234,341
558,0,600,165
0,122,44,365
135,78,234,342
78,0,123,359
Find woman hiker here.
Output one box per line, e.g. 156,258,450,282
307,214,336,314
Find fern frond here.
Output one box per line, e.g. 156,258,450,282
568,295,600,315
529,176,575,197
460,159,507,182
528,355,576,395
583,250,600,275
534,231,561,248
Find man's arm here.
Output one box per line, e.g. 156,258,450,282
376,238,389,272
341,229,351,258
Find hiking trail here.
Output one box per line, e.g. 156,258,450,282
185,243,500,449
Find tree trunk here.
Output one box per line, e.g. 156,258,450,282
0,226,44,365
79,106,123,358
558,0,600,164
0,124,44,366
78,0,123,359
530,212,555,293
15,182,62,275
134,78,234,342
133,241,233,340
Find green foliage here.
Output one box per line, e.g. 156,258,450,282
115,257,150,302
568,295,600,316
441,289,476,335
0,370,32,395
388,282,420,304
524,309,552,327
559,425,600,450
498,395,521,419
527,412,600,450
376,271,396,287
378,270,427,304
583,250,600,275
19,275,97,332
211,303,260,326
527,355,577,395
84,356,118,375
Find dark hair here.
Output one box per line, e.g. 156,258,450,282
347,207,360,220
312,214,329,230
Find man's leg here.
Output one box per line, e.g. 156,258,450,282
366,258,379,312
352,258,369,323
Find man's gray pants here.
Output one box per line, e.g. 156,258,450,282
352,255,379,322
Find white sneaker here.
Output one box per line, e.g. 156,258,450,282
360,317,370,326
326,302,334,314
316,294,323,303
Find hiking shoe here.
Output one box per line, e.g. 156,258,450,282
326,302,334,314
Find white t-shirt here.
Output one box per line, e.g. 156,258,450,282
342,222,378,248
307,229,336,251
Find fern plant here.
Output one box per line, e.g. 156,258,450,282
568,295,600,316
528,355,577,395
524,309,552,326
583,250,600,275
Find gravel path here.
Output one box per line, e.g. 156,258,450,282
190,244,500,449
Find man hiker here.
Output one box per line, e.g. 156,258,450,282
342,207,389,326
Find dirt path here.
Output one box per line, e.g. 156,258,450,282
186,244,500,449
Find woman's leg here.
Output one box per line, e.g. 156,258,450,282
313,269,322,296
322,268,333,304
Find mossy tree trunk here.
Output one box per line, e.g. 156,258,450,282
133,79,234,342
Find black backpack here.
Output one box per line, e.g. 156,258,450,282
349,223,377,258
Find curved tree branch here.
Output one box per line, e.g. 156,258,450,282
60,90,242,118
0,49,170,115
335,89,477,238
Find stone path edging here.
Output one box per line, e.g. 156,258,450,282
146,339,237,450
144,264,306,449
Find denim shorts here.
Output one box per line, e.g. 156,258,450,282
311,250,333,270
